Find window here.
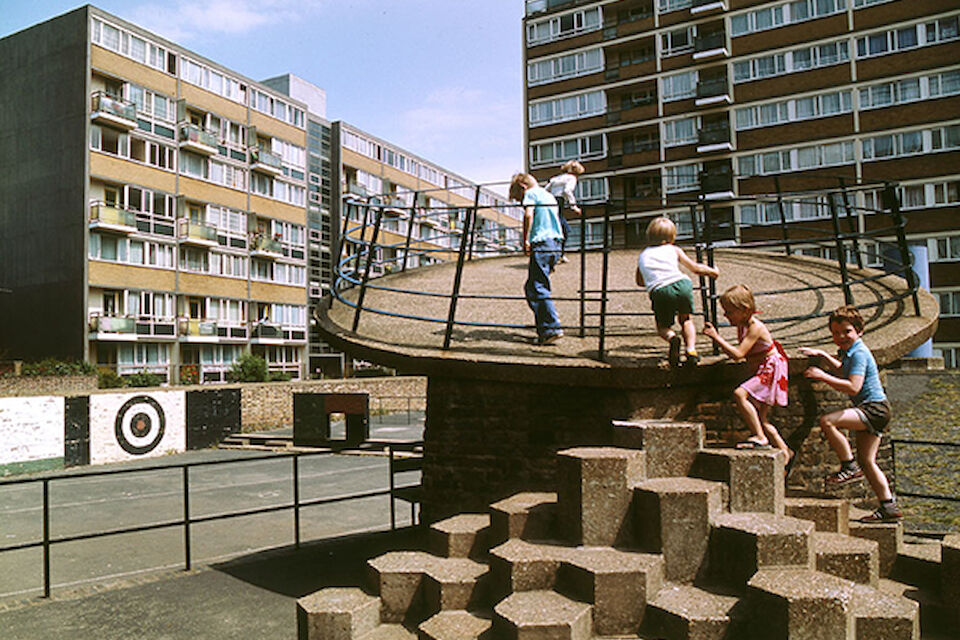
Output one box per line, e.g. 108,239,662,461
623,131,659,153
91,18,169,73
937,290,960,317
659,0,692,12
661,70,698,101
929,70,960,98
89,233,174,268
526,7,602,45
731,0,845,37
734,40,848,83
734,90,851,130
930,236,960,262
530,134,605,166
663,117,698,146
856,16,960,59
529,90,605,127
527,48,604,86
575,177,608,202
661,27,695,56
739,141,854,176
932,124,960,151
664,164,700,193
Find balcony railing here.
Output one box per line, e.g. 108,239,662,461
250,148,283,175
694,32,727,53
89,203,137,232
89,315,136,334
90,92,137,129
252,322,282,339
179,123,218,154
692,0,727,12
178,219,219,246
251,235,283,256
700,170,734,194
179,319,219,337
697,77,730,99
698,126,731,146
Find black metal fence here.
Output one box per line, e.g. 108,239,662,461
333,178,921,361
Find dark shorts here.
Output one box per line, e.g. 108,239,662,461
854,400,891,436
649,278,694,328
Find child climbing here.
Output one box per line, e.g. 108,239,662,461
703,284,792,463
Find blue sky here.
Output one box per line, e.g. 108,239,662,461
0,1,526,189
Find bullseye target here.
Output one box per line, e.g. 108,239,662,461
114,396,166,455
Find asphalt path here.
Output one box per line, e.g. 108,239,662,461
0,412,424,602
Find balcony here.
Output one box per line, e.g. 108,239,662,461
695,76,731,107
89,314,136,336
697,125,733,153
250,148,283,176
178,219,219,247
89,203,137,234
691,0,727,14
699,170,735,200
251,322,284,344
179,123,218,155
693,32,728,60
251,235,283,258
90,92,137,130
179,318,219,340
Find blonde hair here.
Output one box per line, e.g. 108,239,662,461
561,160,585,176
509,173,535,202
719,284,757,314
645,216,677,244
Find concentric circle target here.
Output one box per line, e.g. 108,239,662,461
115,396,166,455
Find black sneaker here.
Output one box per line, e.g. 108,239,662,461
683,351,700,367
860,504,903,522
825,466,863,486
668,335,682,368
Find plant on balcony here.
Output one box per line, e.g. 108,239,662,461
227,353,268,382
180,364,200,386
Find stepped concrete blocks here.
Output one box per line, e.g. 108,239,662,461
429,514,491,559
557,547,664,635
814,532,880,587
892,542,941,595
612,419,704,478
880,577,954,637
710,513,814,589
633,477,723,583
746,569,855,640
488,539,570,598
368,551,436,623
296,587,380,640
492,590,592,640
489,492,557,544
556,447,646,546
941,534,960,627
418,611,492,640
850,583,919,640
362,625,417,639
645,583,742,640
849,519,903,577
784,496,850,534
422,558,489,615
691,448,785,515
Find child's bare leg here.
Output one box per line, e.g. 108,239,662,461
757,403,791,459
855,431,893,501
679,313,696,353
657,325,675,343
734,387,767,443
819,409,861,462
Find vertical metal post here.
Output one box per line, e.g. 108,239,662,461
352,205,385,332
701,201,719,330
884,184,921,316
689,205,710,328
388,447,397,530
183,466,191,571
579,205,587,338
467,186,482,261
838,178,863,269
337,200,353,276
622,197,629,250
401,193,418,273
828,193,854,306
293,456,301,550
773,176,792,256
598,204,611,361
42,479,50,598
442,204,476,350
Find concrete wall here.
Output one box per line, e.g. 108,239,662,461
0,8,90,360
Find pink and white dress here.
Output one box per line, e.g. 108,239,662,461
738,324,789,406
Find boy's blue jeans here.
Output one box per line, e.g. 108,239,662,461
524,238,562,339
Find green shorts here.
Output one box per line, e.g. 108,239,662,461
649,278,695,328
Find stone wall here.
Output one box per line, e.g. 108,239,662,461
0,375,98,398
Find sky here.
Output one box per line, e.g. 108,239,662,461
0,0,527,189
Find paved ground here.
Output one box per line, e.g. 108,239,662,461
0,413,424,638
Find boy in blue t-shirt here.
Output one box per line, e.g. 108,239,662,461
800,305,902,522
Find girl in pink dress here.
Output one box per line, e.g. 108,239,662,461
704,285,791,462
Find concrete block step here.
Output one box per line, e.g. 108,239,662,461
361,624,417,640
488,539,571,599
644,583,744,640
709,512,814,590
633,477,723,582
423,558,489,615
746,568,855,639
367,551,436,623
557,547,664,635
784,496,849,534
891,541,941,596
941,534,960,617
489,492,557,545
880,578,956,637
556,446,646,546
492,590,592,640
612,419,704,478
691,448,785,515
297,587,380,640
417,610,492,640
850,583,919,639
429,514,491,559
849,516,903,578
813,531,879,587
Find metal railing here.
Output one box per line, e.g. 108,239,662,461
0,447,419,598
331,178,921,362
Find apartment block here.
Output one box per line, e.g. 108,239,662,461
523,0,960,363
0,6,310,383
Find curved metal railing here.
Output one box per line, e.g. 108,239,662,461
330,177,921,361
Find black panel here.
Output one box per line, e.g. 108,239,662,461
185,389,241,450
64,396,90,467
293,393,330,446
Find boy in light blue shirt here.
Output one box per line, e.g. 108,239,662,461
801,305,901,522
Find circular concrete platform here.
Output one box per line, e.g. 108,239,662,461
318,249,937,386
